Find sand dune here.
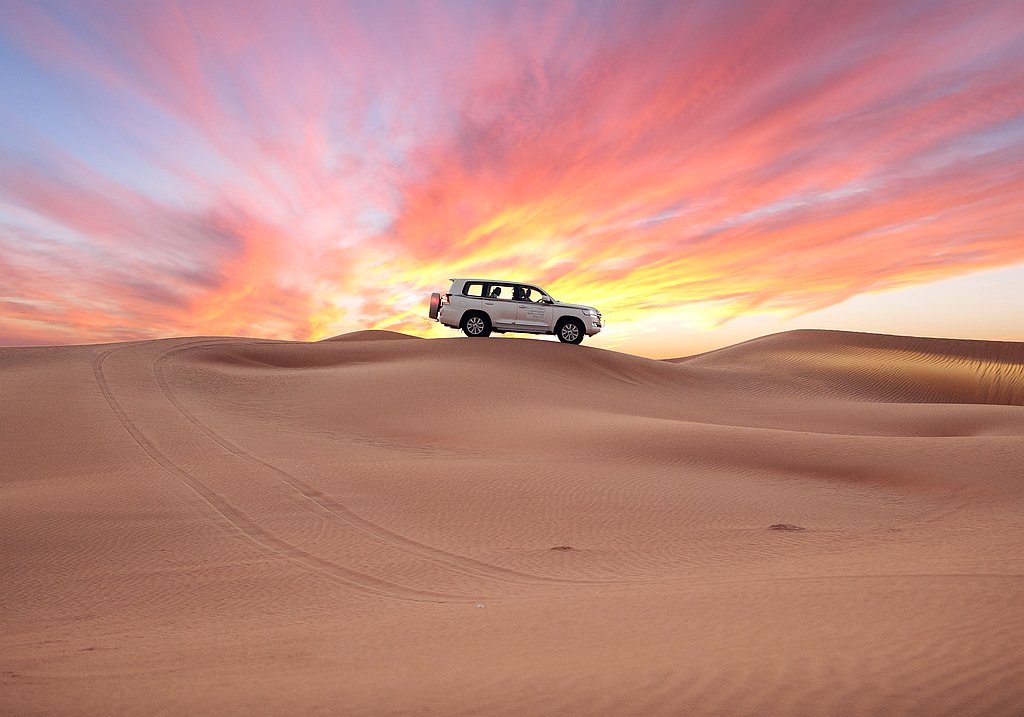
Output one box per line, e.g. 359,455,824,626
677,329,1024,405
2,330,1023,715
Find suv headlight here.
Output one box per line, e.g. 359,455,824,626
584,308,598,316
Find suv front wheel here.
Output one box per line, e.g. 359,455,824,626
462,312,492,338
556,318,585,344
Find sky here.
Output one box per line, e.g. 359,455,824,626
1,0,1022,358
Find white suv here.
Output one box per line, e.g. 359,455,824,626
428,278,603,344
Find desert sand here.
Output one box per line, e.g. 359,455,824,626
2,329,1023,715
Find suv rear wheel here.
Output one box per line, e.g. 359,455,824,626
462,312,492,337
556,318,584,344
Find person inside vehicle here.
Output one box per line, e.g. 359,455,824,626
490,286,502,298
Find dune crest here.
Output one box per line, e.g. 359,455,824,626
674,329,1024,405
319,329,422,342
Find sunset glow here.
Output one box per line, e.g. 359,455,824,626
2,0,1022,355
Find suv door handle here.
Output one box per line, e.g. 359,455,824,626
484,302,494,305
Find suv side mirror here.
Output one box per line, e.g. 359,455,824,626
540,297,553,305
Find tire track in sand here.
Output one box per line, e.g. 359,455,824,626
92,342,465,603
153,339,611,589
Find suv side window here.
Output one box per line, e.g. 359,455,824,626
515,286,542,302
464,283,486,297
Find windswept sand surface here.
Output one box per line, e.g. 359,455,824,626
2,329,1023,715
